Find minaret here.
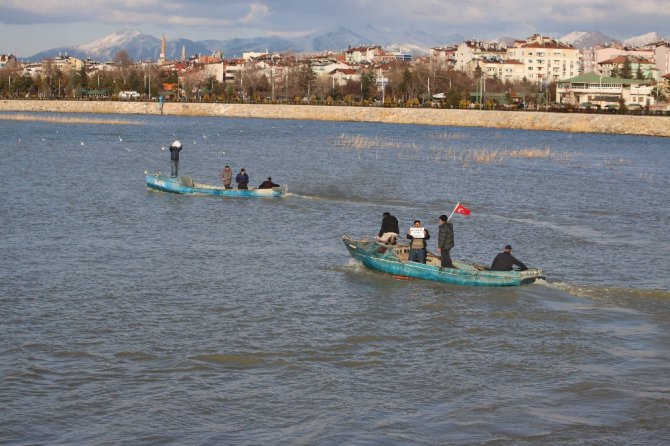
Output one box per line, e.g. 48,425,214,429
159,34,166,63
181,44,186,61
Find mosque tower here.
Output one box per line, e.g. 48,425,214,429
159,34,166,63
181,44,186,61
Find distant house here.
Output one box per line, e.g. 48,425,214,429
598,55,658,80
556,72,656,108
467,58,525,82
454,40,506,72
345,46,384,64
329,68,361,86
0,54,17,69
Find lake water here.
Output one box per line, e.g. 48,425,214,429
1,112,669,445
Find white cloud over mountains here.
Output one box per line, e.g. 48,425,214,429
1,0,668,55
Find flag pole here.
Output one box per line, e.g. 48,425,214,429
447,202,459,222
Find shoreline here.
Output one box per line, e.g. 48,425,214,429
1,99,669,137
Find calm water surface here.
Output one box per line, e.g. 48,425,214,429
1,113,669,445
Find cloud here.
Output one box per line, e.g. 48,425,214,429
0,0,668,56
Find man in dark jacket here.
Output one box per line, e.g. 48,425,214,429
490,245,528,271
236,168,249,189
258,177,280,189
406,220,430,263
377,212,400,245
437,214,455,269
169,140,182,177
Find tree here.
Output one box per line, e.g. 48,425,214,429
113,50,133,68
360,70,376,100
297,62,317,97
621,57,632,79
636,66,645,80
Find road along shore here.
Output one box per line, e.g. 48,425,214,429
1,100,669,137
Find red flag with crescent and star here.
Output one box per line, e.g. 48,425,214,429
454,203,471,216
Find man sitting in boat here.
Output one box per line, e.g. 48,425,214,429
406,220,430,264
258,177,280,189
377,212,399,245
490,245,528,271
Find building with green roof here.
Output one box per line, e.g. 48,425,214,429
556,72,656,108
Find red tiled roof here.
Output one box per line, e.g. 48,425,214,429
599,55,655,65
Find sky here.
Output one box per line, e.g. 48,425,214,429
1,0,669,57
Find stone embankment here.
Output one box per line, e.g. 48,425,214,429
1,100,669,137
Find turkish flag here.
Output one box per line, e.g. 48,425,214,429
454,203,471,216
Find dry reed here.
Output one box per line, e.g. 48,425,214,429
0,113,140,125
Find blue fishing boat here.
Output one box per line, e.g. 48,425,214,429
343,236,543,286
146,174,288,197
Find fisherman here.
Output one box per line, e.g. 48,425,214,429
169,140,182,178
221,165,233,189
490,245,528,271
406,219,430,263
235,168,249,189
377,212,400,245
437,214,455,269
258,177,280,189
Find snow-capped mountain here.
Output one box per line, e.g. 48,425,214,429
623,32,666,47
559,31,618,49
24,28,668,62
25,26,464,62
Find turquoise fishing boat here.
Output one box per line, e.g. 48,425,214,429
343,236,543,286
146,174,288,197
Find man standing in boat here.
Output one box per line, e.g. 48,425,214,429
407,220,430,263
221,165,233,189
169,140,182,178
236,168,249,189
490,245,528,271
437,214,455,269
377,212,400,245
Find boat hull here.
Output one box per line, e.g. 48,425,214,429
343,236,542,287
146,174,287,197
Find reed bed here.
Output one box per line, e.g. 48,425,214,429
335,134,557,165
0,113,140,125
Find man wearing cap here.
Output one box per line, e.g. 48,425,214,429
490,245,528,271
169,140,182,178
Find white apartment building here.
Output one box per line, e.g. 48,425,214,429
556,73,655,107
454,40,506,72
345,46,383,64
466,59,525,82
655,43,670,77
507,34,581,82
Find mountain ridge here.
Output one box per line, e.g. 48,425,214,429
22,29,667,62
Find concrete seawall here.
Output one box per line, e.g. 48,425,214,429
2,100,669,137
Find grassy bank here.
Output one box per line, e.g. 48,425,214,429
1,100,669,137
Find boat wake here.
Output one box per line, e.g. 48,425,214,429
285,192,322,201
536,279,670,300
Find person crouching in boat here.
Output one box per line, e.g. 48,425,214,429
407,220,430,263
376,211,399,245
169,140,182,178
490,245,528,271
258,177,280,189
236,168,249,189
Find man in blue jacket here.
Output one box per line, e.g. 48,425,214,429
236,168,249,189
